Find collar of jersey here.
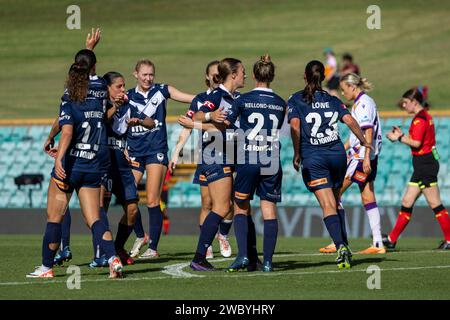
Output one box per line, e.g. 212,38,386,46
252,87,273,93
206,88,212,95
219,84,234,97
354,91,365,104
134,85,155,98
89,74,99,81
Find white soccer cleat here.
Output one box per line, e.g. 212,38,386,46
206,245,214,260
109,257,123,279
139,248,160,260
129,233,149,258
216,233,232,258
26,265,54,278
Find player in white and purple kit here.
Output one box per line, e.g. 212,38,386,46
319,73,384,254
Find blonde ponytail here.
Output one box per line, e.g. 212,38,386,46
340,73,373,92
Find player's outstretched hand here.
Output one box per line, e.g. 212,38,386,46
86,28,101,50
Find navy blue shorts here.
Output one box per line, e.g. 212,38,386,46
197,163,233,184
51,169,101,193
345,156,378,187
129,152,168,173
301,153,346,192
101,169,139,204
234,164,282,203
192,165,208,186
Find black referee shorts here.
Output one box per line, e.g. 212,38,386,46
409,153,439,189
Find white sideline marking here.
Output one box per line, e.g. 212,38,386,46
1,250,448,286
162,262,204,278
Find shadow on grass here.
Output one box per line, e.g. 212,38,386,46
274,256,395,271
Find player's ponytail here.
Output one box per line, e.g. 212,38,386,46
205,60,220,87
213,58,242,85
340,73,373,92
253,54,275,83
66,60,90,102
303,60,325,104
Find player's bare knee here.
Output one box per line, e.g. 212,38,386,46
102,231,112,241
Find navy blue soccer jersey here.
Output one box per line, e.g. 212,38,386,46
287,90,350,155
199,85,236,165
126,84,170,157
106,102,146,170
186,90,210,119
227,88,286,164
58,99,105,172
61,75,109,170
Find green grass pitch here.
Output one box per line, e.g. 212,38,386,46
1,0,450,119
1,235,449,299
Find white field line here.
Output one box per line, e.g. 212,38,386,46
1,250,448,286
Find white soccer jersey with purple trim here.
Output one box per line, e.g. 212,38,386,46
348,93,382,160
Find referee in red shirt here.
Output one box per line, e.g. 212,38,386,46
384,88,450,250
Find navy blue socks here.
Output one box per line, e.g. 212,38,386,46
337,207,348,245
61,208,71,248
263,219,278,263
219,219,233,236
195,211,223,258
247,215,258,262
115,223,134,250
133,207,145,238
234,214,248,258
92,207,109,258
324,214,345,248
148,205,163,251
91,220,116,260
42,222,62,268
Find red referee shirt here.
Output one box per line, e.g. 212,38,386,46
409,109,436,156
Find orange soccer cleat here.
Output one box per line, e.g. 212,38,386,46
357,246,386,254
319,242,337,253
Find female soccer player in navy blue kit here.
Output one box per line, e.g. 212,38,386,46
100,71,157,265
126,59,195,259
187,57,246,271
225,54,286,272
173,60,234,259
288,60,371,269
27,53,123,278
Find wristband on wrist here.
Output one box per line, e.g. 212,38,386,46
205,112,211,122
398,133,405,142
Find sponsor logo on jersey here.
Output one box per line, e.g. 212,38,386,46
203,100,215,110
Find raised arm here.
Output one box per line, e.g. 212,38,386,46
86,28,101,51
168,86,195,103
